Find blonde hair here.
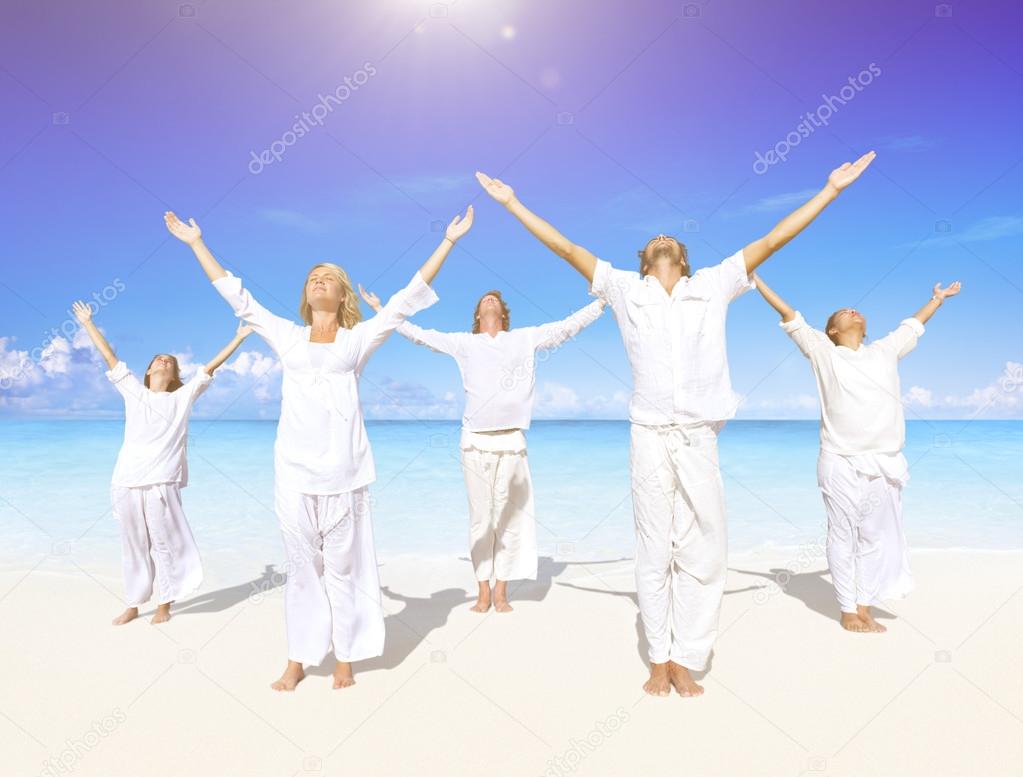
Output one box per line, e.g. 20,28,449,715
144,354,183,392
299,263,362,329
472,290,510,334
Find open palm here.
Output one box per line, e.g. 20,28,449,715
71,300,93,324
827,151,877,192
475,171,514,205
933,280,962,300
358,284,382,312
446,205,474,242
164,211,202,244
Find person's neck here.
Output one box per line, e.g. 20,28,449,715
479,314,503,337
148,375,172,392
310,309,340,337
646,260,685,295
835,331,864,350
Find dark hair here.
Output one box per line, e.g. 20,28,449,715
143,354,183,392
824,310,867,345
472,290,510,334
637,236,690,277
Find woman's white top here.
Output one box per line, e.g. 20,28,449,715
213,270,438,495
395,299,605,432
781,311,924,458
106,361,212,488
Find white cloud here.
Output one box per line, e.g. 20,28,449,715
904,362,1023,417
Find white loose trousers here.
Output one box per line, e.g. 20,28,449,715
274,484,385,665
630,422,727,671
111,484,203,608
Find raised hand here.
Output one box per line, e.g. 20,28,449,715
72,300,94,324
358,284,382,312
236,321,254,339
475,171,515,205
827,151,876,193
933,280,962,301
445,205,474,243
164,211,203,245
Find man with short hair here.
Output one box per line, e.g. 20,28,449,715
476,151,876,697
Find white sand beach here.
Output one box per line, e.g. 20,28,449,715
5,549,1022,777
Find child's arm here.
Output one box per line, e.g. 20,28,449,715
72,301,118,369
204,321,253,375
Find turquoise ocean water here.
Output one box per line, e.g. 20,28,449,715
1,420,1020,572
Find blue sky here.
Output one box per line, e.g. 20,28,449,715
1,0,1021,419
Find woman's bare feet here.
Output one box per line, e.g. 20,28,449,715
493,580,513,613
470,582,491,613
857,605,887,633
112,607,139,626
668,662,705,698
840,612,870,632
270,661,306,692
151,603,172,624
332,661,355,689
643,662,671,696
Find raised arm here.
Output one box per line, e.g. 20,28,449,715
751,274,796,322
531,298,606,351
912,281,961,325
164,212,227,282
419,206,473,284
476,171,598,283
743,151,876,274
204,321,253,375
358,287,461,356
72,301,118,369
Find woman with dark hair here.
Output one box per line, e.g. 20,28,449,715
72,300,251,626
165,206,471,692
753,273,961,633
361,286,604,613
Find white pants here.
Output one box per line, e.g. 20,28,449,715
111,483,203,608
630,423,727,671
818,451,914,613
274,484,385,665
460,430,538,582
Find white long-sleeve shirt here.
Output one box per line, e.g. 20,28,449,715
213,270,439,494
589,250,755,425
106,361,212,488
781,311,924,456
396,299,605,432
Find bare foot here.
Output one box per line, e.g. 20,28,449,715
270,661,305,692
470,582,491,613
150,603,172,624
857,605,887,633
112,607,139,626
643,662,671,696
332,661,355,689
493,580,513,612
840,612,870,632
668,662,705,698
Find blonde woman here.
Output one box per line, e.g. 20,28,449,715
73,300,251,625
165,207,472,691
360,287,604,613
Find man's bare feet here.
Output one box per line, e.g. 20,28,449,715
270,661,306,692
840,612,870,632
668,661,705,698
857,605,887,633
112,607,139,626
151,603,172,624
332,661,355,689
643,662,671,696
493,580,513,613
470,582,491,613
